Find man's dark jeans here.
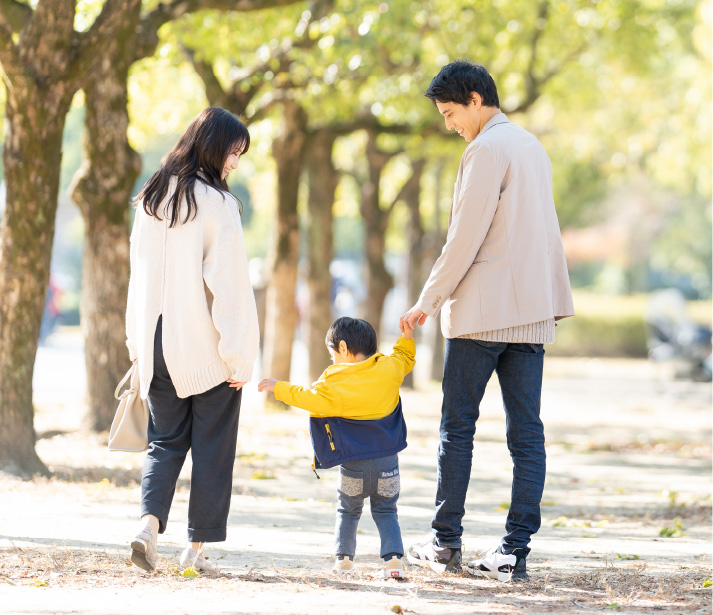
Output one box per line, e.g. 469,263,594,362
432,338,545,555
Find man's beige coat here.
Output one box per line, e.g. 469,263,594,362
417,113,575,338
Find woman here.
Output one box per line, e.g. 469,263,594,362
125,107,259,572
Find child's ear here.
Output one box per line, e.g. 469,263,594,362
338,340,348,355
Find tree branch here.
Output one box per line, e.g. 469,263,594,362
182,44,235,109
511,41,588,114
246,96,282,122
523,0,549,105
187,0,333,118
141,0,307,41
0,0,32,32
510,1,587,115
71,0,142,84
386,158,425,216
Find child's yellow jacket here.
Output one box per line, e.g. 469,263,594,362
273,336,415,420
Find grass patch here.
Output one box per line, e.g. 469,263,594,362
548,291,712,358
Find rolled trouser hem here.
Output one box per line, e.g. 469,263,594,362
188,526,227,543
432,527,463,550
141,500,170,534
435,540,461,550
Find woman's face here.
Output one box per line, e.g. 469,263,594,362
222,146,243,180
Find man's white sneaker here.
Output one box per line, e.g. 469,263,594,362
130,526,158,572
180,547,214,572
332,556,355,576
383,556,405,579
406,536,462,573
466,545,529,582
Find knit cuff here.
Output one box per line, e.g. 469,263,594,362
229,356,254,382
126,339,137,363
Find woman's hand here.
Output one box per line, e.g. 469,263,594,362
258,378,277,393
227,379,246,390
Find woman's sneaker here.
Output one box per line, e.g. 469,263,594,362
466,546,528,582
383,555,405,579
332,555,355,576
407,536,462,573
180,547,214,572
130,526,158,572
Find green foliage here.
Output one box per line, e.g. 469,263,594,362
1,0,705,312
651,194,712,299
658,517,687,538
551,314,648,358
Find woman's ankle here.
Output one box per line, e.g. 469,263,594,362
141,514,159,535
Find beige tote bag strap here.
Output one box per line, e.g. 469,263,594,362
114,364,136,400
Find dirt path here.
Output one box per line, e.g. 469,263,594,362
1,330,711,614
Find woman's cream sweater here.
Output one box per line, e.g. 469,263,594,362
125,178,259,399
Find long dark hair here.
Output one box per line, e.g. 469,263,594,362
135,107,250,227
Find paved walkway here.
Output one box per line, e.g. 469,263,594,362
1,330,710,613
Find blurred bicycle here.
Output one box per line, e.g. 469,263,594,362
647,288,712,382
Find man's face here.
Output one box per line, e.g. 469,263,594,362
436,95,482,142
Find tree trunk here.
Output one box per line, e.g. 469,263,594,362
0,0,140,474
359,131,394,336
401,159,426,389
70,10,142,432
428,162,447,382
262,101,307,401
304,130,339,382
0,89,72,476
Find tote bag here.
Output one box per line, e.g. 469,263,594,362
108,363,149,452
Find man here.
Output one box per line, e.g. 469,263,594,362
401,60,574,582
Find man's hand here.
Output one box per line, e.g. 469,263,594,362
227,379,246,390
258,378,277,393
400,306,428,333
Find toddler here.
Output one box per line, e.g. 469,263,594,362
259,316,415,578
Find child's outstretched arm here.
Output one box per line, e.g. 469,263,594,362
258,377,341,415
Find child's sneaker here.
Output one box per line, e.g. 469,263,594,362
332,555,355,576
382,555,404,579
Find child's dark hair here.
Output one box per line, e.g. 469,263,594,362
325,317,378,358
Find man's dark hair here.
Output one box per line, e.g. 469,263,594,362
325,317,378,358
425,59,500,108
